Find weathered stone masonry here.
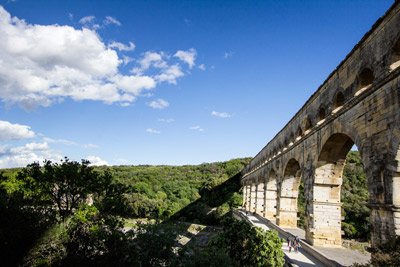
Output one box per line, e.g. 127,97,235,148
241,1,400,247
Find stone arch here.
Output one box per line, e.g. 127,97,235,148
296,126,303,141
390,37,400,70
304,116,312,134
283,138,289,151
332,91,345,112
277,158,302,227
311,133,357,247
318,105,326,123
288,132,295,146
264,169,278,221
355,68,374,96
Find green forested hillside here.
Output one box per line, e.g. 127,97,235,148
98,158,251,223
0,158,251,265
0,153,371,266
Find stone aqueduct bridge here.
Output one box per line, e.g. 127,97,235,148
241,1,400,248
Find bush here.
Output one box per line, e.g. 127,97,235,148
210,217,284,267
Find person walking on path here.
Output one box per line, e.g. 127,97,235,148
288,238,293,253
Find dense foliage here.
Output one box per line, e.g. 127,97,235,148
0,157,251,265
100,158,251,223
341,151,370,239
209,217,284,267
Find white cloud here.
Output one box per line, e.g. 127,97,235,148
104,16,121,26
0,120,35,140
132,51,167,74
0,7,164,108
146,128,160,134
86,155,109,166
174,48,196,69
190,125,204,132
155,64,184,84
0,7,197,109
224,51,233,59
198,64,206,71
122,55,133,65
0,142,61,168
148,99,169,109
211,111,231,118
158,118,174,123
79,15,95,25
108,41,135,52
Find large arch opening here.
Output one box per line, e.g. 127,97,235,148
311,133,369,247
277,159,301,228
264,169,278,222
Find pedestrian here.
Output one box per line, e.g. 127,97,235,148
288,238,292,253
286,237,290,247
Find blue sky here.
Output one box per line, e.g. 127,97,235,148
0,0,394,167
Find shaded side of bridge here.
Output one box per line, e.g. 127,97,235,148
241,1,400,248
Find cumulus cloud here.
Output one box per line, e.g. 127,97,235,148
174,48,196,69
146,128,160,134
155,65,184,84
0,6,157,108
0,7,196,109
108,41,135,51
0,120,35,140
211,111,231,118
86,155,109,166
198,64,206,71
148,99,169,109
103,16,121,26
190,125,204,132
132,51,167,74
133,52,186,84
0,142,61,168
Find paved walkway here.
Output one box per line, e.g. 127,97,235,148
238,211,325,267
237,210,370,266
280,226,370,266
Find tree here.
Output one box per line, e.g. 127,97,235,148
210,217,284,267
17,157,101,221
